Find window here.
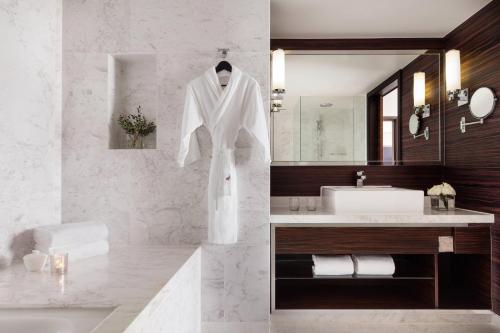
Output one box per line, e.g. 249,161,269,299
382,89,398,163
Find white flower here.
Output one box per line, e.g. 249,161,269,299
427,184,443,196
441,182,456,196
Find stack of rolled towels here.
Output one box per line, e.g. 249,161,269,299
312,254,395,277
34,222,109,262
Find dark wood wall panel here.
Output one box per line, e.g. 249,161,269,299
400,54,442,162
270,38,445,50
442,0,500,314
271,165,442,196
444,1,500,168
454,225,491,254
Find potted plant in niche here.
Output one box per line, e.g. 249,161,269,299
118,106,156,149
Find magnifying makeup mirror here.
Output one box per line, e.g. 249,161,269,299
460,87,497,133
409,113,429,140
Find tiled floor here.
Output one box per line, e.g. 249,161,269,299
203,310,500,333
270,310,500,333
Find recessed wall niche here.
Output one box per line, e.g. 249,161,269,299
108,54,158,149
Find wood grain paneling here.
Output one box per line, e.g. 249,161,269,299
400,53,442,162
442,0,500,314
270,38,445,50
271,165,442,196
275,227,452,255
454,225,491,254
444,1,500,168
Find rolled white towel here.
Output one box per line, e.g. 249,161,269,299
49,240,110,262
312,255,354,276
34,222,109,253
352,255,395,276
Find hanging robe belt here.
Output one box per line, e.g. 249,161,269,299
213,148,234,210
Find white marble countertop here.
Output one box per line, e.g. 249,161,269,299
270,197,494,226
0,246,198,332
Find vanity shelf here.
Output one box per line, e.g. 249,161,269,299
272,226,491,311
275,253,437,309
276,254,435,280
276,279,435,309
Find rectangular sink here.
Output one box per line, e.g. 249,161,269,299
321,186,424,214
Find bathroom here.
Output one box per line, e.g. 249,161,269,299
0,0,499,332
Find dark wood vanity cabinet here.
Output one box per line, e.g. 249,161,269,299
273,226,491,310
275,227,451,254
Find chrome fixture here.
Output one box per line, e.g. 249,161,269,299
409,113,429,140
271,88,285,112
460,87,497,133
446,50,469,106
356,170,366,188
217,48,229,58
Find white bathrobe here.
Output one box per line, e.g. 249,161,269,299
178,66,270,244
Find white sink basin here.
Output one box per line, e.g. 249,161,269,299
321,186,424,215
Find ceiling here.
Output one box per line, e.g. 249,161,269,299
285,54,425,97
271,0,492,38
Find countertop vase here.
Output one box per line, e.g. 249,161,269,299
431,195,455,211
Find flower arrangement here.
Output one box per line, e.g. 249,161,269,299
427,182,456,210
118,106,156,149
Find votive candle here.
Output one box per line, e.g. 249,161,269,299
50,253,68,275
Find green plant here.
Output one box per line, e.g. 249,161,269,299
118,106,156,148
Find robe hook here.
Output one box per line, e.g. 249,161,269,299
218,48,229,58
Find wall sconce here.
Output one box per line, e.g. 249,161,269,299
413,72,430,117
446,49,468,106
271,49,285,112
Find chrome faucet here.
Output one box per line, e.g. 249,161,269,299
356,171,366,187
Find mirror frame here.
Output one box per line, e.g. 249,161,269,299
270,40,444,166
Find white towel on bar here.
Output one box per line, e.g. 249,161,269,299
352,255,395,276
312,255,354,276
34,222,109,253
48,240,110,262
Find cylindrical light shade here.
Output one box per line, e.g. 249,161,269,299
272,49,285,91
413,72,426,107
445,49,461,91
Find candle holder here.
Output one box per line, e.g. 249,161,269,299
50,253,68,275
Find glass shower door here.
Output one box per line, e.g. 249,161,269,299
300,96,355,162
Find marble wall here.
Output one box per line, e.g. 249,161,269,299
125,249,201,333
61,0,270,327
0,0,61,267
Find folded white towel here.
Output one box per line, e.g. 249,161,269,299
352,255,395,276
34,222,109,253
48,240,110,262
312,255,354,276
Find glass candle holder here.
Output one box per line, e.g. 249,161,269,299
50,253,68,275
289,197,300,211
306,197,317,211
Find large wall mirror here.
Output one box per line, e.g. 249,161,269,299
271,50,442,165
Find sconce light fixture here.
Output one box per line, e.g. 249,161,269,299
413,72,430,117
446,49,468,106
271,49,285,112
